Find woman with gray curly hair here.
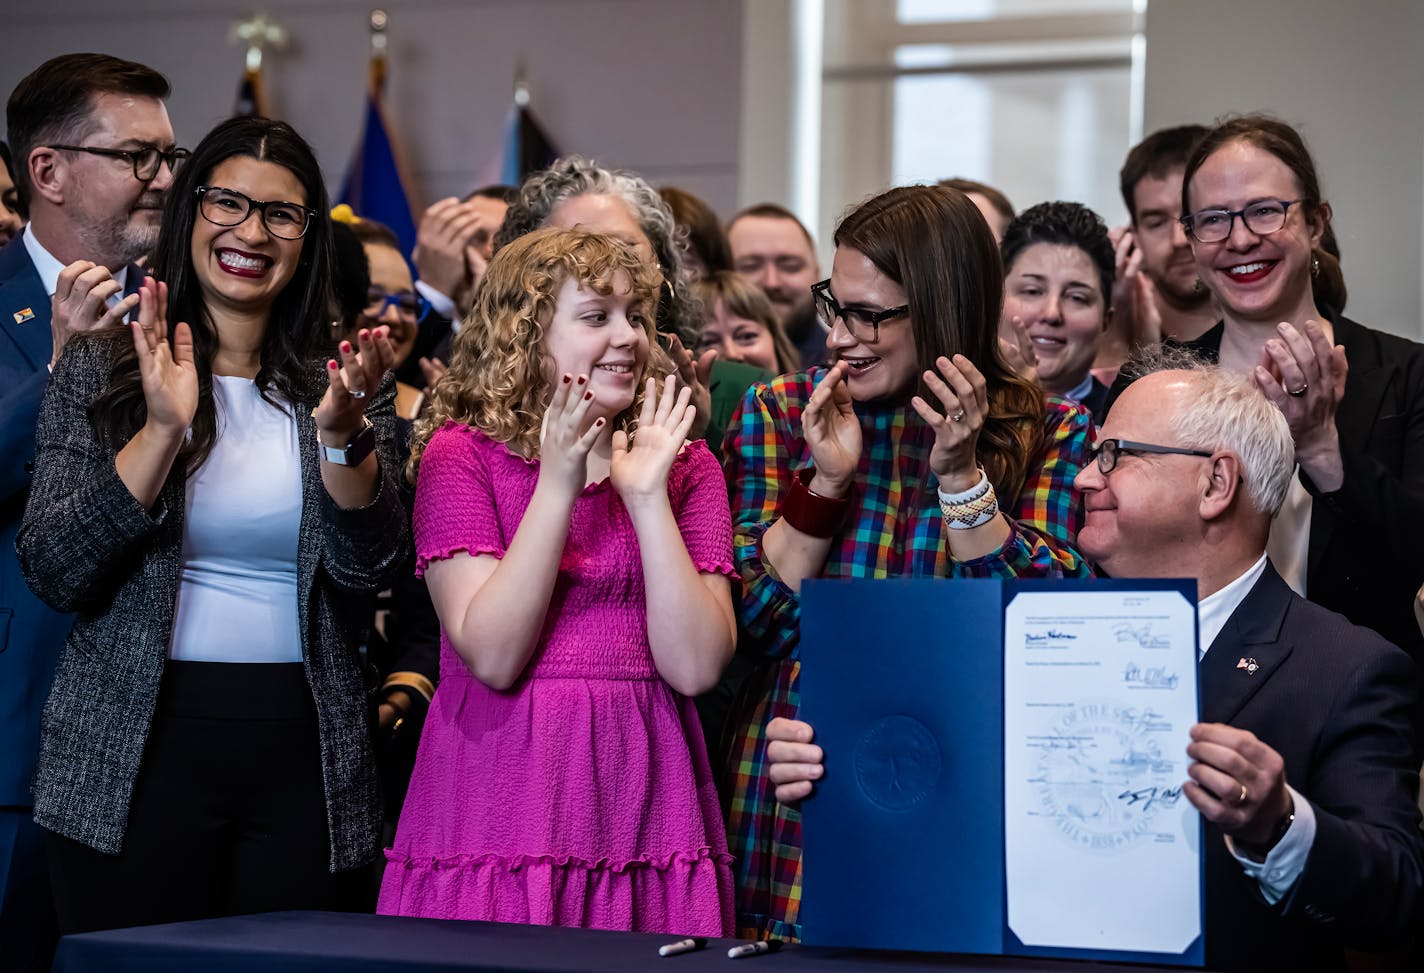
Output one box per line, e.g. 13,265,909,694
494,156,773,454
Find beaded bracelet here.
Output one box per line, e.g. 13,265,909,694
782,467,852,538
938,468,999,529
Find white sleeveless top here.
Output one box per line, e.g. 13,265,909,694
168,374,303,662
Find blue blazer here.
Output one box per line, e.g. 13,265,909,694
0,233,140,805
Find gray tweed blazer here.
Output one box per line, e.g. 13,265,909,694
15,332,410,871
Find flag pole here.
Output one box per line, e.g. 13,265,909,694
229,12,287,117
368,8,389,97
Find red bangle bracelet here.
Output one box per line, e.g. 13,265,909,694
781,466,852,538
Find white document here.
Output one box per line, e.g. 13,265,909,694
1003,589,1202,955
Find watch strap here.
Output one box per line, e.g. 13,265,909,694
318,417,376,466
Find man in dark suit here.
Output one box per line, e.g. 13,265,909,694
0,53,176,973
766,363,1423,971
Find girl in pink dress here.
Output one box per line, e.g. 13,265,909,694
378,227,736,936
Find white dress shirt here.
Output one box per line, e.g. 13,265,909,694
1197,552,1318,904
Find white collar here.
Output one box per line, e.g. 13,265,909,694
1196,552,1270,659
1064,372,1095,404
22,225,129,299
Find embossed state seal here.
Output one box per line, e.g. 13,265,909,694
853,715,942,811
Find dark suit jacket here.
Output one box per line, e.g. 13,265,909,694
1107,316,1424,666
0,234,142,806
1200,564,1424,971
16,331,411,870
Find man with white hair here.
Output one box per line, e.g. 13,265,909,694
767,361,1424,972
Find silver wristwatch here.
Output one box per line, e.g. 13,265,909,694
318,417,376,466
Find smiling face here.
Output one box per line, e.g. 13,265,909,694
546,193,654,263
1073,374,1207,578
729,215,819,327
190,155,307,318
1001,242,1107,396
543,270,652,419
1131,167,1202,307
361,241,419,367
824,246,917,401
698,298,780,372
1185,140,1323,327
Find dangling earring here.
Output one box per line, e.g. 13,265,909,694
1311,256,1321,278
1192,278,1206,295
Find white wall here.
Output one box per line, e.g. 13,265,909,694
0,0,743,216
1144,0,1424,339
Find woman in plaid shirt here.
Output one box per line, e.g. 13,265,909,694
722,185,1093,941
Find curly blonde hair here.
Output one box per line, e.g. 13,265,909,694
408,227,665,479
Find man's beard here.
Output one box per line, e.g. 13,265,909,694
80,192,165,268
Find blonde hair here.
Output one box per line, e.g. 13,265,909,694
408,227,664,479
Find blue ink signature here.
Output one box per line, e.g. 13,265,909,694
1026,630,1079,643
1123,662,1179,689
1113,622,1171,649
1117,785,1183,812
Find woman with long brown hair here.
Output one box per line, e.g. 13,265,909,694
723,184,1092,941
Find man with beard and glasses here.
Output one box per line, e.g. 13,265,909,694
0,52,180,973
728,203,829,369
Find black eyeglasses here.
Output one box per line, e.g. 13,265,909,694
1179,198,1301,244
48,143,189,182
810,279,909,344
1091,438,1214,474
196,186,316,240
364,287,428,320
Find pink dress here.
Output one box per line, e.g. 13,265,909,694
377,422,735,936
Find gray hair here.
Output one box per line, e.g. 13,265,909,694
493,155,699,341
1121,347,1295,516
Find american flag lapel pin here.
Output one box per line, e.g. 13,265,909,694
13,307,35,324
1236,657,1259,675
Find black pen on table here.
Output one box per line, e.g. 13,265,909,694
727,940,782,959
658,937,708,957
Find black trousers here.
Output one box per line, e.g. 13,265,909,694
48,661,337,934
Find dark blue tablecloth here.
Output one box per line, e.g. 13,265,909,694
51,911,1208,972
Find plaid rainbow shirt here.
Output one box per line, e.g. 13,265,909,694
721,370,1094,941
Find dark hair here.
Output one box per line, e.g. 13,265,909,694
6,53,170,212
91,115,335,472
463,183,518,204
727,202,817,253
1181,114,1345,315
347,217,400,251
331,220,372,336
938,177,1015,225
659,186,732,276
1000,201,1115,304
834,185,1043,500
1118,125,1207,222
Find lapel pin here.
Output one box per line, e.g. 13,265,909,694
13,307,35,324
1236,657,1260,675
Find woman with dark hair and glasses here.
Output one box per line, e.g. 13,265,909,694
1112,113,1424,668
16,115,409,933
723,184,1092,942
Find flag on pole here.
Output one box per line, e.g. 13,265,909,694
337,11,418,259
499,92,561,186
230,14,285,117
234,66,267,117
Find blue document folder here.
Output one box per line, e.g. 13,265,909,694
799,577,1203,967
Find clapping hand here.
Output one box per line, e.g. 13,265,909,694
52,260,140,367
131,279,197,434
910,354,988,492
997,315,1038,384
314,326,396,442
801,361,862,498
611,375,696,508
661,333,714,440
538,373,605,496
1251,319,1347,491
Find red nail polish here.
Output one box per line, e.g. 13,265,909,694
584,391,593,400
340,341,352,354
328,360,338,370
576,376,586,385
595,417,605,426
562,375,571,384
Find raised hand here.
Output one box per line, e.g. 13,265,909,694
611,374,696,508
52,260,140,366
314,325,397,441
802,361,862,498
538,373,605,495
910,354,988,492
997,314,1038,384
131,279,197,434
661,333,714,439
1250,319,1347,491
418,355,448,387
